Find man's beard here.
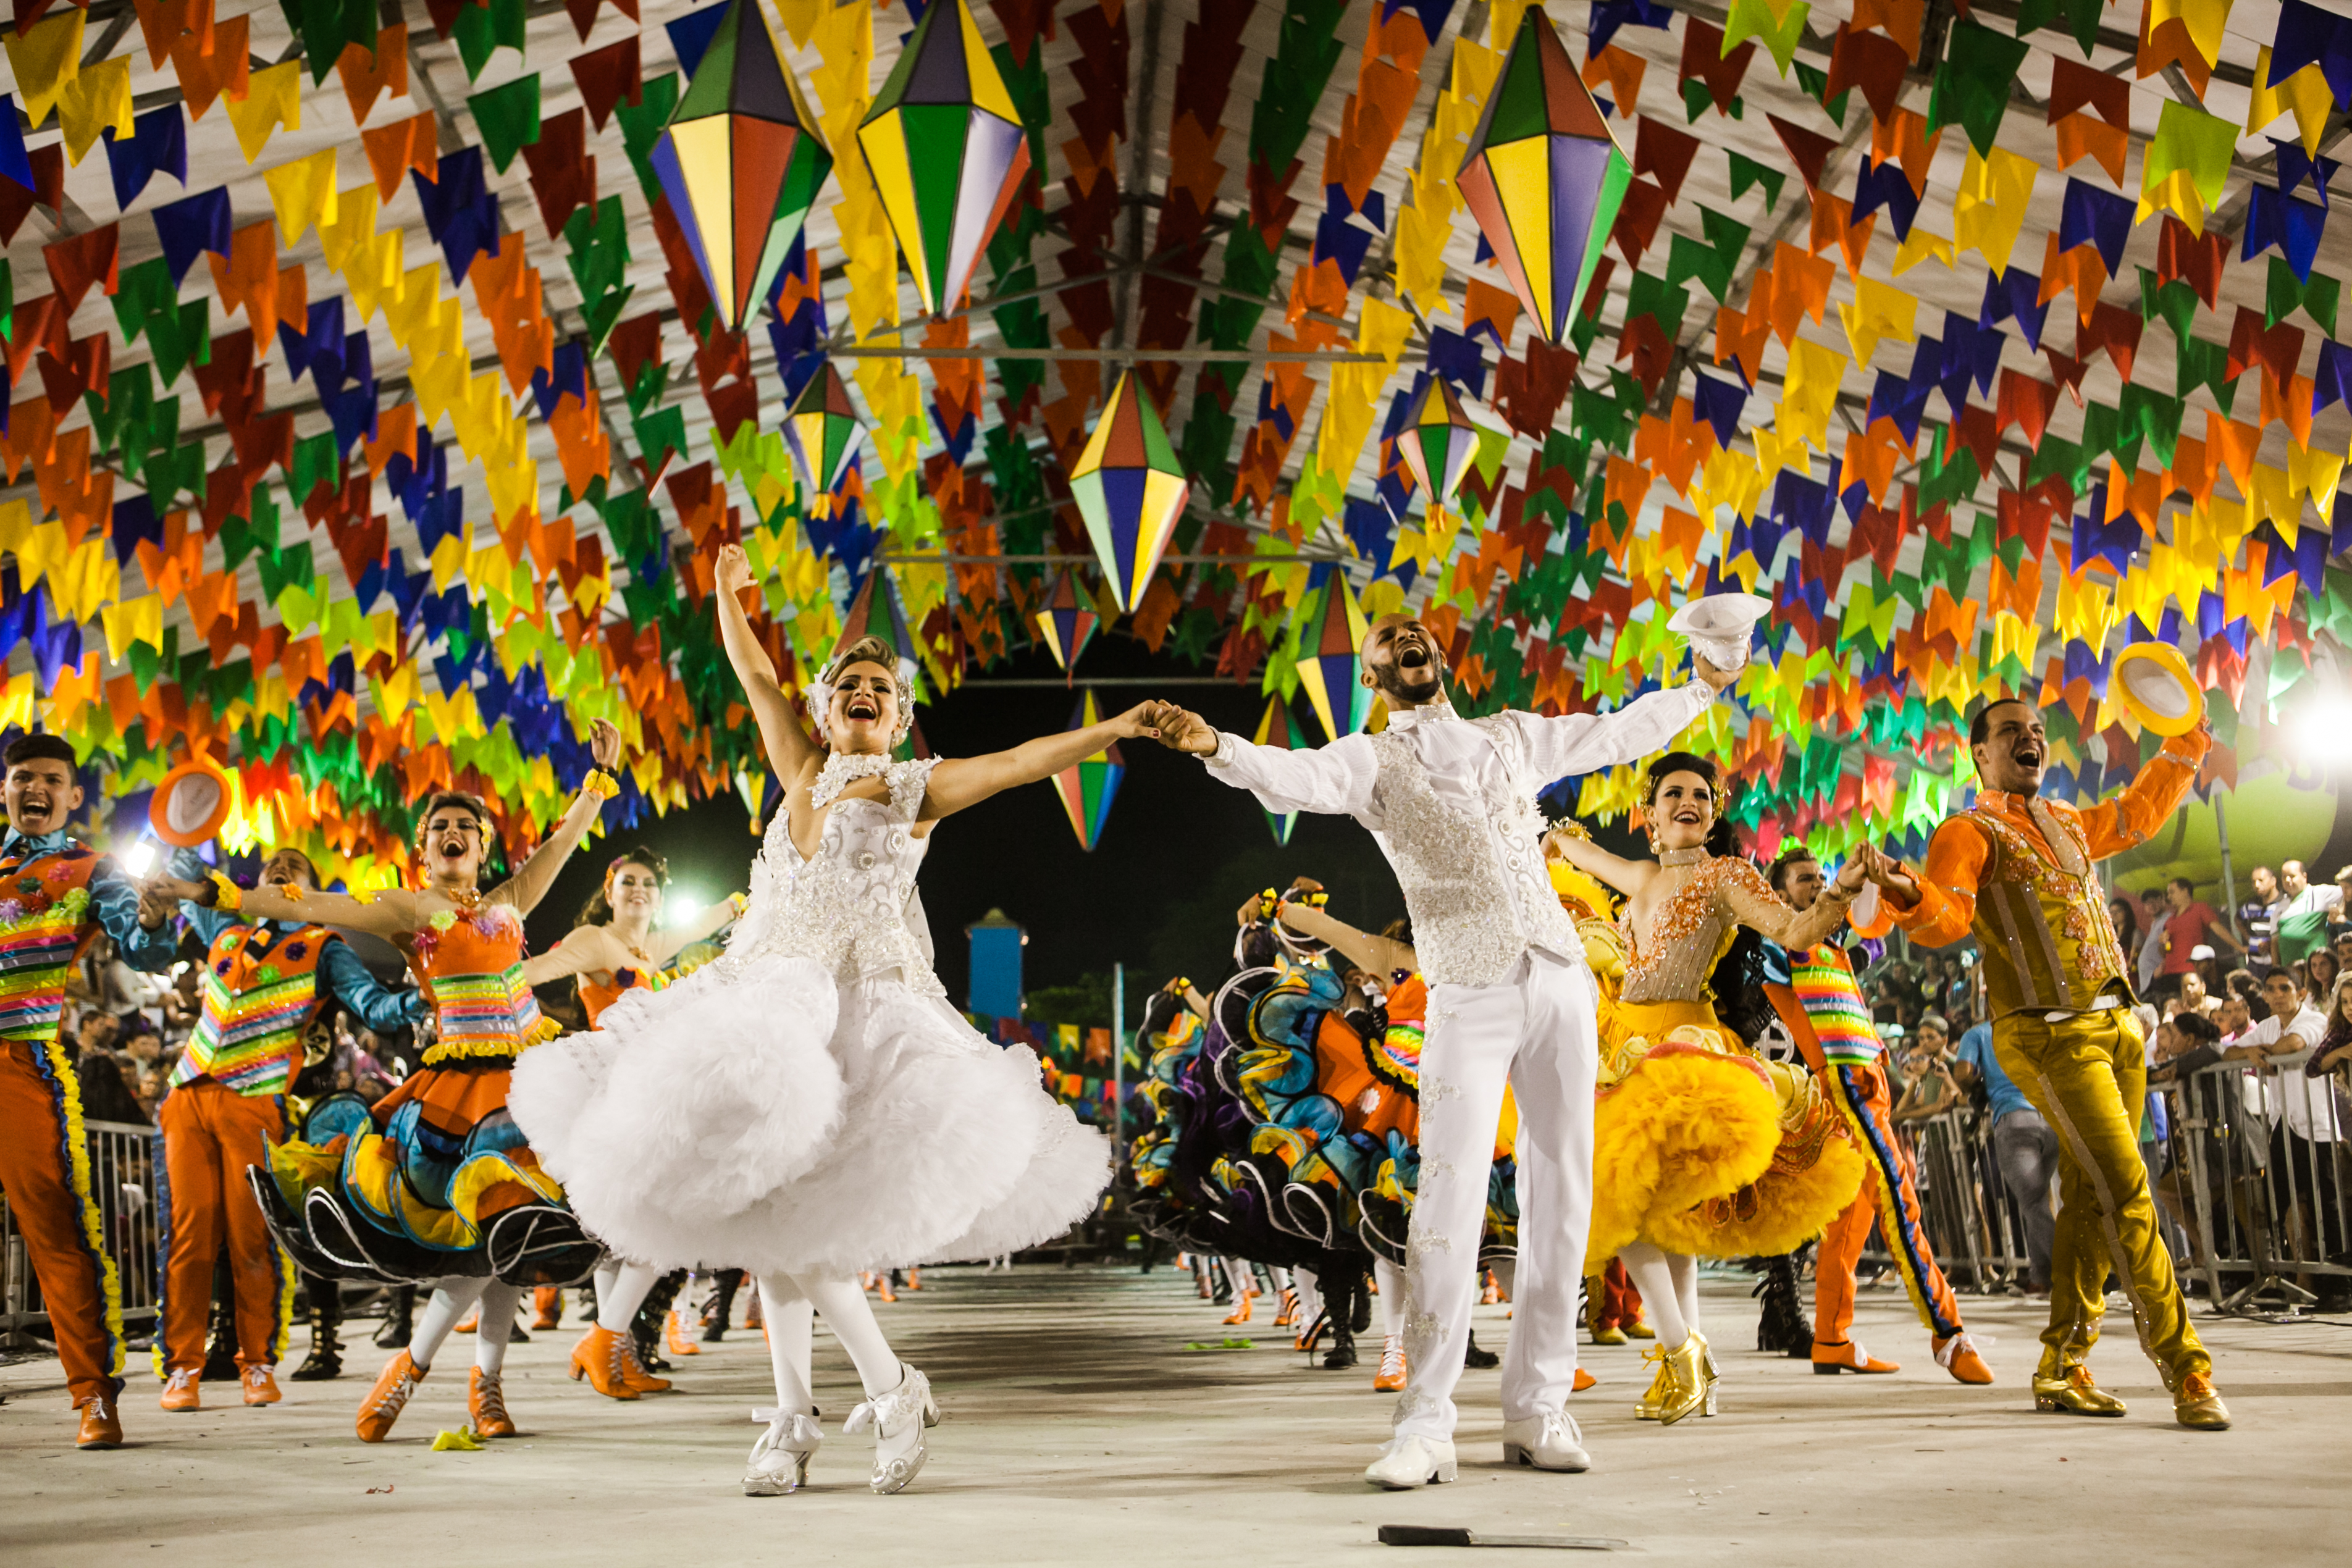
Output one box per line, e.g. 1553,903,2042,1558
1369,658,1444,705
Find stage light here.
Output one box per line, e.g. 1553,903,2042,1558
119,840,156,878
2299,688,2352,766
666,889,706,924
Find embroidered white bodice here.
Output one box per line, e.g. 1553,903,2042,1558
1369,721,1583,989
729,755,946,996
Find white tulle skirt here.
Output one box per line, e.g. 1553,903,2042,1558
507,955,1111,1278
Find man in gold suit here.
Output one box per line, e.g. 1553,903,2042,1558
1865,697,2228,1430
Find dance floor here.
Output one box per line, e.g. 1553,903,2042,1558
2,1265,2339,1564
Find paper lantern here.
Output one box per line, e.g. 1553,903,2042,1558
1032,572,1098,683
784,363,864,499
1395,375,1487,509
648,0,834,332
1253,697,1302,846
856,0,1032,317
1051,690,1125,852
1072,371,1190,612
1455,6,1631,345
1295,573,1372,744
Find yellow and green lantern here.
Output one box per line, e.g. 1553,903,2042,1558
1052,689,1125,852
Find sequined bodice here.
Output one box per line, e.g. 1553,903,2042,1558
1369,722,1582,989
735,756,944,996
1619,857,1768,1005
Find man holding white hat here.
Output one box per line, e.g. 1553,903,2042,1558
1148,608,1742,1488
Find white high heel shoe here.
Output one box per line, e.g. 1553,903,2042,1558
744,1409,823,1496
844,1364,939,1494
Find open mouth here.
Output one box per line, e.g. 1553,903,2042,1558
19,794,51,816
1671,807,1704,826
2012,743,2044,771
438,834,469,860
845,695,880,723
1396,640,1432,670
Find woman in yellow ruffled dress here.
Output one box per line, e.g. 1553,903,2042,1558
1545,751,1867,1425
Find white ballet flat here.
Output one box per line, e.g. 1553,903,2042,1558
844,1364,938,1495
1364,1434,1458,1490
744,1409,823,1497
1501,1409,1591,1472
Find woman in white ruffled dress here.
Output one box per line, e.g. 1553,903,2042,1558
510,543,1136,1496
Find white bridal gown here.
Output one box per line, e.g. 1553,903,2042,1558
510,753,1111,1277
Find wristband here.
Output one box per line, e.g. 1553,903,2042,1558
582,769,620,800
208,871,244,912
726,891,749,918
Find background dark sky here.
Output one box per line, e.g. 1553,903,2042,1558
524,632,1411,1016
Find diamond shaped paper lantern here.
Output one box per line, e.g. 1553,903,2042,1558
856,0,1032,317
1253,696,1302,846
1455,6,1631,346
784,363,864,500
1052,689,1125,852
1072,371,1190,613
1395,375,1488,509
648,0,834,332
1295,573,1372,744
1032,572,1098,684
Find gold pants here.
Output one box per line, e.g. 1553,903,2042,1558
1993,1008,2209,1380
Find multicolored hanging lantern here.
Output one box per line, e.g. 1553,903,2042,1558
1455,6,1631,345
1394,375,1488,509
649,0,834,332
855,0,1032,317
1072,371,1190,613
1032,572,1098,684
1253,697,1303,846
1052,689,1125,852
1294,573,1372,744
784,363,865,501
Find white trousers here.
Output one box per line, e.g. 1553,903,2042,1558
1393,949,1597,1440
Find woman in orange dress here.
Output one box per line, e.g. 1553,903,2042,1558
148,720,624,1445
521,847,744,1398
1546,752,1867,1425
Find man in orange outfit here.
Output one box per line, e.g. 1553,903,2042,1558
1761,847,1991,1385
0,734,183,1449
153,844,426,1411
1867,697,2228,1430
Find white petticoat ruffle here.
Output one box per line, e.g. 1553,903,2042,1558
508,957,1111,1278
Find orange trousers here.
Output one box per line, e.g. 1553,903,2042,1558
1813,1060,1965,1344
0,1040,126,1404
1587,1257,1645,1331
157,1081,293,1373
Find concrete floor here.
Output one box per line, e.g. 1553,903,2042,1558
1,1265,2344,1566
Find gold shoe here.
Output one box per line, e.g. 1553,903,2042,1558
1635,1346,1670,1420
2032,1363,2127,1417
1646,1336,1709,1427
1694,1328,1720,1417
2170,1370,2230,1431
1591,1323,1628,1346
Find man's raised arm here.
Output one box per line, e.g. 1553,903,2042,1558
1515,671,1725,782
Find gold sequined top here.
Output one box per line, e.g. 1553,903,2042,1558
1619,856,1851,1005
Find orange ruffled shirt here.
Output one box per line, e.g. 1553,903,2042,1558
1887,729,2207,951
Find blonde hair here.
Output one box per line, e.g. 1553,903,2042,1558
805,636,914,747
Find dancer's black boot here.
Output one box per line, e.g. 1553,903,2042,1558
291,1275,343,1380
374,1283,415,1349
633,1268,687,1372
702,1268,744,1343
1752,1252,1813,1357
1321,1262,1363,1370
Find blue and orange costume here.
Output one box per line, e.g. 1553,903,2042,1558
0,829,178,1426
159,862,424,1381
262,905,591,1286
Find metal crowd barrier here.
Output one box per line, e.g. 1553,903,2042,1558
2154,1049,2351,1312
1,1120,161,1349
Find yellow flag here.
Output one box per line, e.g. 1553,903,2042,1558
2246,45,2332,159
1951,146,2036,277
4,9,85,127
226,61,304,162
57,54,132,164
1839,276,1917,366
265,149,342,246
1891,227,1954,275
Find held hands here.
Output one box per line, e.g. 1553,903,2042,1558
1140,701,1219,755
1102,702,1166,743
1852,842,1920,900
1829,854,1870,899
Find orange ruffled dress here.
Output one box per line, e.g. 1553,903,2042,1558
1585,857,1864,1265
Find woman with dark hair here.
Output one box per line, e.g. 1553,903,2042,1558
1544,752,1867,1425
510,543,1137,1498
144,721,626,1446
519,847,746,1398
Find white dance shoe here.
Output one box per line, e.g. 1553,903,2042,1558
1501,1409,1591,1472
845,1364,939,1495
744,1409,823,1496
1364,1434,1458,1490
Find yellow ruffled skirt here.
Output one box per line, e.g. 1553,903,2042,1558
1588,997,1865,1264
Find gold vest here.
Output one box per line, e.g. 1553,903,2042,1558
1962,805,2132,1019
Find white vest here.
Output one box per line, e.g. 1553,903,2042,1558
1369,721,1583,988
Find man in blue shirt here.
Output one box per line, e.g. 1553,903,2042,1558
1954,1018,2056,1295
